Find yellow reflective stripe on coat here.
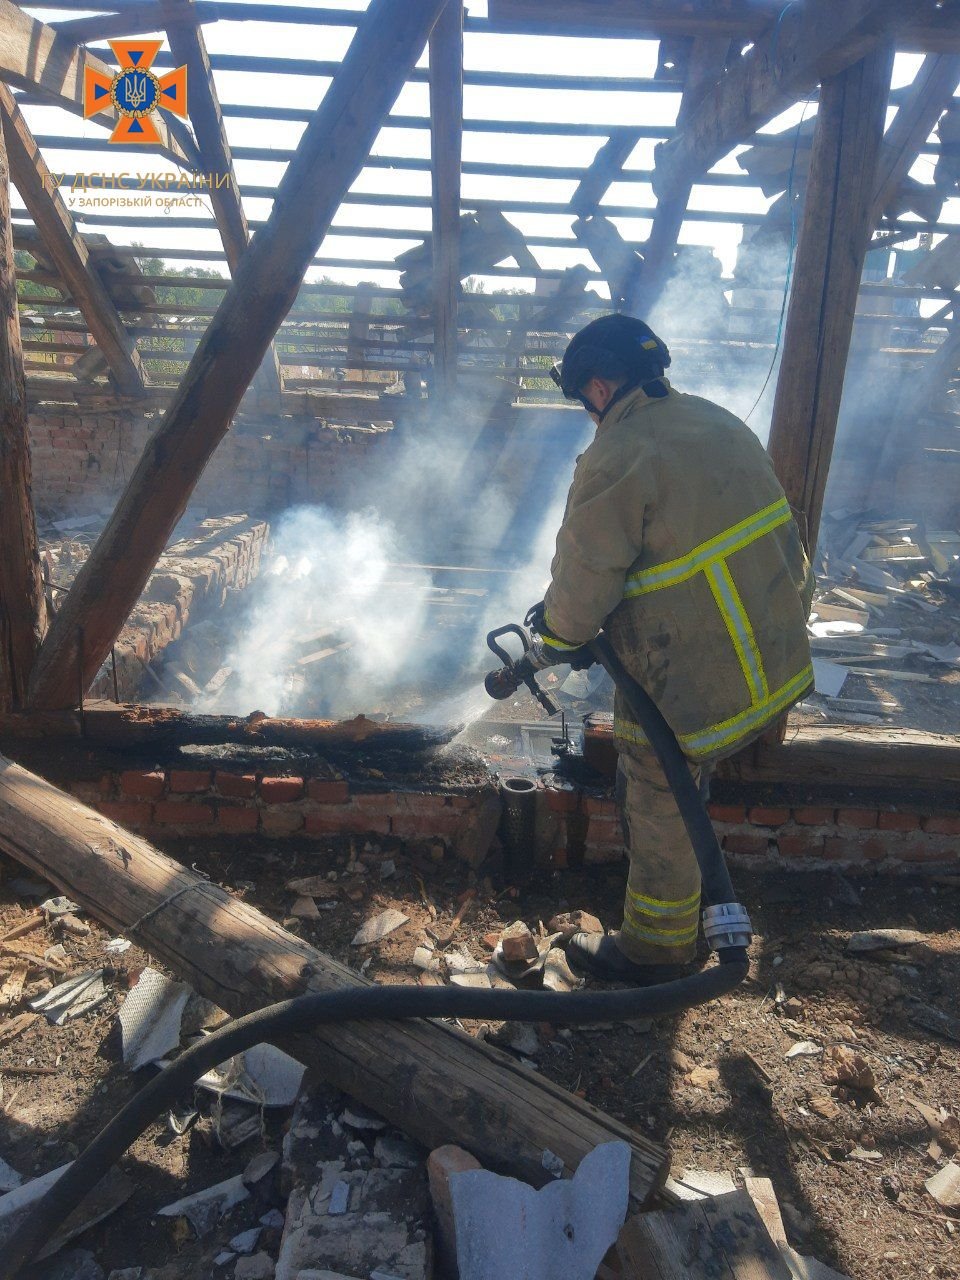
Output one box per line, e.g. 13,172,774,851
616,663,814,760
541,609,586,652
626,885,700,918
624,497,792,597
705,560,769,704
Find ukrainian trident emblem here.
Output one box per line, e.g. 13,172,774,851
84,40,188,145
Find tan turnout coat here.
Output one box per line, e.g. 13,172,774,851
542,382,814,763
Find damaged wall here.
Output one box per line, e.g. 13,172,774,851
27,406,391,519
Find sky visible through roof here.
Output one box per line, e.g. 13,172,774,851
15,0,954,306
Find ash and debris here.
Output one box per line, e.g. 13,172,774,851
2,836,959,1280
797,512,960,734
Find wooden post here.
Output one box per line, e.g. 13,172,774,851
766,48,895,552
0,126,47,710
429,0,463,401
26,0,449,711
0,751,669,1203
0,85,146,395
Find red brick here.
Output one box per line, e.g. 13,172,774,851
98,800,152,827
544,786,580,814
154,800,215,825
260,776,305,803
837,807,878,829
777,834,824,858
216,772,257,800
548,847,569,868
723,833,770,856
583,795,616,817
822,837,866,862
877,811,920,832
306,778,349,804
899,842,956,863
304,808,391,836
261,807,305,836
921,814,960,836
708,803,747,824
392,813,463,840
120,770,166,800
748,806,790,827
168,769,213,794
218,806,260,833
792,806,835,826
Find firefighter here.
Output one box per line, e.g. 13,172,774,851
528,313,814,984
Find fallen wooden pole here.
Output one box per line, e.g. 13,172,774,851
0,701,456,752
0,751,668,1201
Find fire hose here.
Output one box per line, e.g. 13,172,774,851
1,629,750,1278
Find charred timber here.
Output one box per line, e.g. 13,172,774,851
0,703,458,752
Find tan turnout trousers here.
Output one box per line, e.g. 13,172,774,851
616,750,703,964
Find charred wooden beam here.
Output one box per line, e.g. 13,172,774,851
0,124,47,711
766,47,895,552
0,87,145,396
0,0,195,168
25,0,449,711
0,702,458,751
428,0,463,400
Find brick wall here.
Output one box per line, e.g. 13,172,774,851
82,516,268,700
28,406,389,519
62,766,959,873
68,766,495,857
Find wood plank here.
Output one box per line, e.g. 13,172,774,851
616,1189,793,1279
871,53,960,225
0,86,145,395
766,48,894,552
161,0,282,402
24,0,450,711
53,2,216,44
0,122,47,711
653,0,905,202
0,750,669,1222
428,0,463,400
0,0,194,168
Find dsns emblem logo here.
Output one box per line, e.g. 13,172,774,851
84,40,188,145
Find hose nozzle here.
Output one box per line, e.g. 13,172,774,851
484,665,523,700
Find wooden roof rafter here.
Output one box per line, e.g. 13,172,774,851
0,84,146,395
0,0,199,169
161,0,283,404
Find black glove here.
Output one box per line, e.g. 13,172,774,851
524,601,596,672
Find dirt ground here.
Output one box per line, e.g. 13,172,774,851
1,837,958,1280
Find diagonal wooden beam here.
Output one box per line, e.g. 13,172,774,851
26,0,449,711
871,53,960,226
627,34,729,316
653,0,906,205
0,118,47,711
766,46,895,553
0,0,195,169
0,85,145,395
428,0,463,400
162,0,281,401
